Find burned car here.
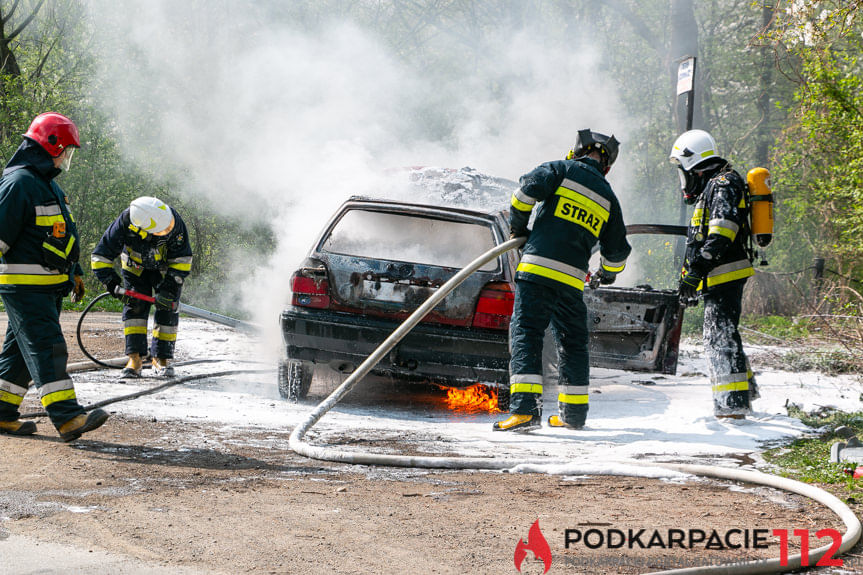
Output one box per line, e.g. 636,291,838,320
279,168,683,407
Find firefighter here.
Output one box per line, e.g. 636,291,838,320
669,129,757,419
494,129,631,431
91,196,193,378
0,112,110,441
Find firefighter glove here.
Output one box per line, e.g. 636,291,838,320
595,268,617,286
71,275,85,303
105,276,122,298
678,272,702,302
154,291,177,312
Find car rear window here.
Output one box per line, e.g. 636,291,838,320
321,209,499,271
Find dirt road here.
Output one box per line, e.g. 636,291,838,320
0,312,860,574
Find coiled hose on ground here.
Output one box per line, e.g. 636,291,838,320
288,236,861,574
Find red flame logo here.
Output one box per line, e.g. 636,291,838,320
514,519,552,573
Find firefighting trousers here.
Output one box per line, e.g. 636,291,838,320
508,279,589,426
0,292,85,427
122,270,180,359
703,281,751,415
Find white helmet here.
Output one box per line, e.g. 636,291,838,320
129,196,173,235
669,129,719,172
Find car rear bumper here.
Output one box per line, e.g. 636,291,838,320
280,307,510,387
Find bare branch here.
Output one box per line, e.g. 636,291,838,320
7,0,46,41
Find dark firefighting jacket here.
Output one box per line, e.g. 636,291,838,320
510,156,631,291
91,207,193,297
0,139,82,293
684,166,754,291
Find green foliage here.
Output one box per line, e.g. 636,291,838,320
763,408,863,501
741,314,812,340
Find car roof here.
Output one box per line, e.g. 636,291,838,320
344,195,506,219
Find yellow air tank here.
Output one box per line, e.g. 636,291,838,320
746,167,774,248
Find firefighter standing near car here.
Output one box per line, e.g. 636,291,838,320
91,197,192,379
0,112,110,441
494,129,631,431
669,129,758,419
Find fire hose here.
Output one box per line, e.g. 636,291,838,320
289,236,861,574
76,288,258,370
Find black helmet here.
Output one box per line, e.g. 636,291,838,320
567,129,620,172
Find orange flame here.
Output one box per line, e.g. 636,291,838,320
443,384,501,413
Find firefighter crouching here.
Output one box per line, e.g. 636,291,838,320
669,129,758,419
91,197,193,379
494,129,632,432
0,112,109,441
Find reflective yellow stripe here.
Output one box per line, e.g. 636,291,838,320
557,393,589,405
708,225,737,241
510,383,543,395
65,235,76,256
124,326,148,336
705,260,754,287
690,208,706,227
41,389,77,407
153,329,177,341
516,263,585,290
168,262,192,271
711,381,749,393
91,261,114,270
42,242,66,260
35,215,65,226
0,274,68,285
601,257,626,273
511,195,534,212
0,390,24,406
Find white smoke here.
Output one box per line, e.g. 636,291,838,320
85,1,635,352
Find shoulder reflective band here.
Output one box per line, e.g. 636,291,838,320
517,254,586,290
511,189,536,212
553,179,611,237
707,218,739,241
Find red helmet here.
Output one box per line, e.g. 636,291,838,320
24,112,80,157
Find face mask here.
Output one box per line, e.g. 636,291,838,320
678,167,703,205
59,148,75,172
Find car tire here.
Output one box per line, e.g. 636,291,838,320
278,359,313,402
495,382,510,412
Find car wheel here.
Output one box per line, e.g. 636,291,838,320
495,382,510,412
278,359,313,402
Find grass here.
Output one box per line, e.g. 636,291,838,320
742,314,813,340
762,407,863,504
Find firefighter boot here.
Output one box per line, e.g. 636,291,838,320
547,415,583,430
119,353,142,379
0,419,36,436
57,408,110,442
152,357,175,378
493,413,540,432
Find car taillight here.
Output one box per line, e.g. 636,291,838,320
472,282,514,330
291,272,330,309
